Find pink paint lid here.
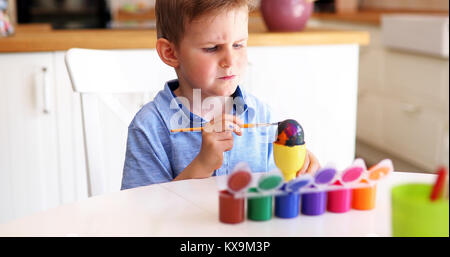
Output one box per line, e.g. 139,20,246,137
342,166,364,183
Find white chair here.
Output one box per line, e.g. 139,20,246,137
65,48,170,197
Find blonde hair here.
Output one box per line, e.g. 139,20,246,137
156,0,255,46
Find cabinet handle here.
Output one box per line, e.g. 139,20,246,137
42,67,50,114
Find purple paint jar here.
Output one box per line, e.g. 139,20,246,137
300,167,336,215
301,189,327,216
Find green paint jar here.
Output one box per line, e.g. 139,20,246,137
247,188,273,221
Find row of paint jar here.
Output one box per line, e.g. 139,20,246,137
219,159,393,224
219,184,377,224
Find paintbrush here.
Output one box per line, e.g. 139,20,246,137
170,122,279,133
430,166,448,201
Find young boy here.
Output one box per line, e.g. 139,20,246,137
121,0,320,190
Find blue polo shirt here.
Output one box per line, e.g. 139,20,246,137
121,79,277,190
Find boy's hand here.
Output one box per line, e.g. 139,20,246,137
173,114,243,182
296,150,321,176
197,114,244,173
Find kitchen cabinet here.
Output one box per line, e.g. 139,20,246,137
0,52,89,224
379,51,448,170
0,49,177,223
0,52,61,223
310,18,449,171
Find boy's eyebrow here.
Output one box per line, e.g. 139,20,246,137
235,37,249,42
202,37,249,45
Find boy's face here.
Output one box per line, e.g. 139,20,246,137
175,7,249,98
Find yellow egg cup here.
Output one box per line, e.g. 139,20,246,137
273,143,307,182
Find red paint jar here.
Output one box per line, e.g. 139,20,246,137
219,190,245,224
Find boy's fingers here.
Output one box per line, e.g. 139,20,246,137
306,162,320,175
207,120,242,135
297,152,310,176
203,119,222,133
222,116,243,134
306,151,321,175
202,120,215,133
214,114,244,127
222,139,234,152
204,114,243,135
226,120,242,136
216,131,233,140
225,120,242,136
223,114,244,127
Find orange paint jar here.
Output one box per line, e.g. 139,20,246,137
352,180,377,210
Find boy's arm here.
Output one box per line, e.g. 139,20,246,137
121,127,172,190
172,156,212,181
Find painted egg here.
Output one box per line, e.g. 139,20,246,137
275,119,305,146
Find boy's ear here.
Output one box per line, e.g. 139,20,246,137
156,38,179,68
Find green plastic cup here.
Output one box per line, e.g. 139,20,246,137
247,188,272,221
391,183,449,237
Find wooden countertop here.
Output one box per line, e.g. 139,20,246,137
0,16,370,53
312,9,449,25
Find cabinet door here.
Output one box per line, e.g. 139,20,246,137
382,97,447,171
0,52,60,223
384,50,449,113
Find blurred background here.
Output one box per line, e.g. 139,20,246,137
9,0,447,171
9,0,450,29
0,0,448,223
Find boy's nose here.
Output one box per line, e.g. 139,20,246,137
220,61,230,69
219,49,234,69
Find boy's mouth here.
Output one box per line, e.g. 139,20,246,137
218,75,236,80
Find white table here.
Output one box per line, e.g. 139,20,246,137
0,171,436,237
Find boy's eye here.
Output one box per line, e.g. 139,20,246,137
233,43,244,49
203,46,218,53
